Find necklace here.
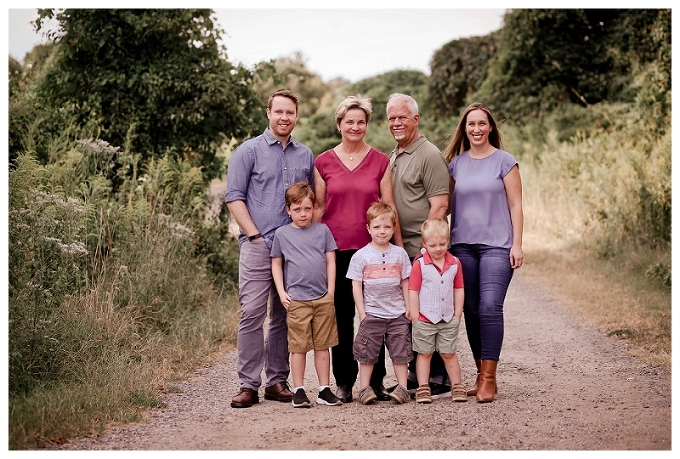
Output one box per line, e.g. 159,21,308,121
342,144,365,161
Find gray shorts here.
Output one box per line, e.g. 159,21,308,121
353,313,413,365
412,317,460,355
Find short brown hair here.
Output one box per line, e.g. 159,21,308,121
335,94,373,126
285,181,315,208
366,202,396,226
268,89,299,112
421,218,450,243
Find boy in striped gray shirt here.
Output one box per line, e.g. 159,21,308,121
346,202,412,405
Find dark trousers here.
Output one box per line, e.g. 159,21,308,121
331,250,359,387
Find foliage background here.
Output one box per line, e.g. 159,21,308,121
7,8,670,449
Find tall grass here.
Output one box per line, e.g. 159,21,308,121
505,103,671,369
9,138,241,449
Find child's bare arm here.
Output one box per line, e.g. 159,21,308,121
326,251,336,297
408,290,420,324
352,280,367,321
401,278,410,319
453,287,464,320
271,257,291,309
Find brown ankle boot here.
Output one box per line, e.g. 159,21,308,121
467,359,482,396
476,360,498,403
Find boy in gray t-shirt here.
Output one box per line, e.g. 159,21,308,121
271,182,341,408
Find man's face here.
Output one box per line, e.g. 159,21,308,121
387,99,420,145
267,96,297,140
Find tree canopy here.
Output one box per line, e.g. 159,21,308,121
27,9,268,179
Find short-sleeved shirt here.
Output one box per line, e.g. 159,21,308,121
346,243,411,319
409,251,464,323
390,135,450,258
315,148,389,251
225,128,315,248
449,149,518,248
270,222,337,301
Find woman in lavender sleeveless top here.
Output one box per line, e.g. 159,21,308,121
313,95,403,403
443,102,524,403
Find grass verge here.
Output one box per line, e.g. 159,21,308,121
8,288,241,450
519,243,670,370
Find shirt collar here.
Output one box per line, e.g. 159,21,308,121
263,127,298,148
421,250,455,272
391,134,426,156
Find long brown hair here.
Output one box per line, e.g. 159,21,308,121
443,102,504,162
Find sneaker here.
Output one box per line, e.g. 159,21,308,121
389,384,410,404
316,387,342,406
415,384,432,404
451,383,468,402
359,386,377,405
430,382,452,399
292,388,311,408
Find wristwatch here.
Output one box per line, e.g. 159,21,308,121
248,232,262,241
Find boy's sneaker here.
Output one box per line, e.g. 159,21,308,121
359,386,377,405
451,383,468,402
389,384,410,404
316,387,342,406
415,384,432,404
292,388,311,408
430,382,452,399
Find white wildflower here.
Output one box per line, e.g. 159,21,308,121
57,241,89,255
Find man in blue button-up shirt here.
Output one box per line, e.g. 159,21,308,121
225,89,315,408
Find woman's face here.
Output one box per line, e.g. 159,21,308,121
465,109,492,148
338,108,368,143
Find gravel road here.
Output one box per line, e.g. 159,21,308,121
50,271,671,451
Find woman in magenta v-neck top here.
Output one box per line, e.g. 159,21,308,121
315,147,389,250
313,94,402,403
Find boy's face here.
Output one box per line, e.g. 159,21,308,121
423,235,448,260
287,197,314,229
367,214,395,245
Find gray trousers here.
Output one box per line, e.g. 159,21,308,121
236,240,289,390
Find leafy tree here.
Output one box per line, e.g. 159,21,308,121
429,33,498,118
345,69,430,123
254,51,334,119
30,9,267,179
473,9,622,124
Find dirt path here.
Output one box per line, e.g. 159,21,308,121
51,271,671,450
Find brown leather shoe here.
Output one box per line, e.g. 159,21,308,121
231,387,259,408
264,381,294,402
476,360,498,403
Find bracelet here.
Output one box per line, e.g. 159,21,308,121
248,232,262,241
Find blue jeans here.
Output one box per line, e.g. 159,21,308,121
449,244,514,361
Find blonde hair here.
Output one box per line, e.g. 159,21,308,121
366,202,396,226
421,218,450,243
443,102,504,162
335,94,373,126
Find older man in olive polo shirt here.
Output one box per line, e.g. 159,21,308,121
370,93,452,400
